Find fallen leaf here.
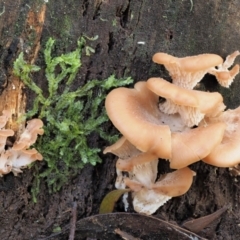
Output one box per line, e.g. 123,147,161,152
99,189,130,214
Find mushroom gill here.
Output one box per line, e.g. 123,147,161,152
9,148,43,176
152,52,223,89
125,167,195,215
0,110,44,176
104,136,158,189
152,51,239,89
147,77,225,127
103,50,240,215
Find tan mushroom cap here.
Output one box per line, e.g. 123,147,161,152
103,136,140,159
210,64,239,88
151,167,195,196
0,129,14,137
203,141,240,167
128,167,195,215
26,119,44,135
147,77,198,107
202,107,240,167
147,78,225,126
12,142,27,151
170,122,226,169
116,151,157,172
104,136,157,172
105,81,172,159
147,78,225,115
21,148,43,160
208,51,240,88
152,53,223,73
152,52,225,89
12,119,44,150
223,51,240,68
125,167,195,196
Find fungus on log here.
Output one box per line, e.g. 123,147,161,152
0,111,44,176
103,50,240,215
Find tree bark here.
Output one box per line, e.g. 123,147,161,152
0,0,240,239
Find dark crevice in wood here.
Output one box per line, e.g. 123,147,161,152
107,32,114,53
120,0,131,29
82,0,89,17
93,1,103,20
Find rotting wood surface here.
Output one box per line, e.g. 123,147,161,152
0,1,240,239
0,3,46,135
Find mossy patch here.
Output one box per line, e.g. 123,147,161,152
13,36,133,202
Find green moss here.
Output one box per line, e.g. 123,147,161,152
13,36,133,202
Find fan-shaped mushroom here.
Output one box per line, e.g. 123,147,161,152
124,167,195,215
105,80,226,169
9,148,43,176
0,109,44,176
202,107,240,167
152,52,223,89
208,51,240,87
147,77,225,127
104,50,240,215
105,81,172,159
104,137,158,189
152,51,239,89
13,119,44,150
171,122,226,169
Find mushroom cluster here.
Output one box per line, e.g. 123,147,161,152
0,110,43,176
104,51,240,215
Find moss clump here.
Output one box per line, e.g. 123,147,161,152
13,37,133,201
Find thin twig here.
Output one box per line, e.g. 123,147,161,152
68,201,78,240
